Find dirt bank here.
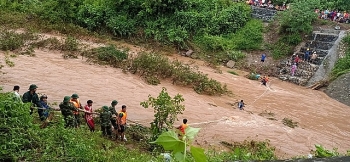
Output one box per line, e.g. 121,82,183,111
1,48,350,159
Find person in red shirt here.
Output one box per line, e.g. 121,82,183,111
84,100,95,132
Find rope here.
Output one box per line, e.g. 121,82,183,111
188,78,278,127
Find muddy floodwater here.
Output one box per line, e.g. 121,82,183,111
1,49,350,159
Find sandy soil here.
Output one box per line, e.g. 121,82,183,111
1,41,350,159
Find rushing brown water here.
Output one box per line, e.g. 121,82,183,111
1,46,350,158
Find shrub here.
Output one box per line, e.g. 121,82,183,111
271,41,293,59
84,45,128,68
231,19,263,50
0,30,37,51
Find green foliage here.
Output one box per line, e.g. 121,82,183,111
84,45,128,68
151,127,207,162
281,33,302,46
278,0,319,35
231,19,263,50
128,53,229,95
0,90,161,161
218,140,276,161
314,145,340,158
140,87,185,140
0,30,38,51
61,36,79,51
331,35,350,79
228,71,238,75
0,92,36,161
271,41,293,59
227,50,246,61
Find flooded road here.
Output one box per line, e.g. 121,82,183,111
1,48,350,158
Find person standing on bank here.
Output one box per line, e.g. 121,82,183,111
100,106,112,138
117,105,127,141
109,100,119,131
70,94,83,128
261,53,266,63
13,85,21,101
22,84,42,115
59,96,79,128
84,100,95,132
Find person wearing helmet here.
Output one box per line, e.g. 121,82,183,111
70,93,83,128
22,84,43,115
304,48,310,62
109,100,119,131
39,94,52,121
100,106,112,137
59,96,79,128
84,100,95,132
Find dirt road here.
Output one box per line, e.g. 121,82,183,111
1,48,349,159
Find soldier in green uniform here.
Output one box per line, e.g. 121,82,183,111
109,100,119,130
22,84,42,115
100,105,112,137
59,96,79,128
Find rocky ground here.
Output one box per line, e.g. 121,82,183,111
325,72,350,107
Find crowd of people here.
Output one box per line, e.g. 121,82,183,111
289,48,318,76
246,0,290,11
12,84,128,141
316,9,349,23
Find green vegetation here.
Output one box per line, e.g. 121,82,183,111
271,0,319,59
140,87,185,141
151,127,206,162
0,90,161,161
219,140,276,160
331,35,350,79
315,145,340,158
127,53,229,95
228,70,238,75
282,118,298,128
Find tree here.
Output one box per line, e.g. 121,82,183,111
140,87,185,140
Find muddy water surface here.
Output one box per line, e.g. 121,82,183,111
1,50,350,159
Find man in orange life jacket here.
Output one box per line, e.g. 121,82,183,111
177,119,188,136
70,94,83,128
117,105,127,141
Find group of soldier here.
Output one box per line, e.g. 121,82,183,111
13,84,128,141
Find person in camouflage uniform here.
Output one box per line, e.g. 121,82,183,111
100,105,112,137
22,84,42,115
109,100,119,130
59,96,79,128
70,94,84,128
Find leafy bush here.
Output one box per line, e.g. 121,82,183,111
271,41,293,59
130,52,174,84
331,35,350,79
314,145,340,158
0,30,38,51
127,53,229,95
219,140,276,161
140,87,185,140
278,0,319,35
227,50,246,61
280,33,302,46
231,19,263,50
84,45,128,68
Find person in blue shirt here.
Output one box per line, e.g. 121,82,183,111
261,53,266,63
39,94,51,121
304,48,310,62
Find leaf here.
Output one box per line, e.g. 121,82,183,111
174,152,185,162
190,146,207,162
150,130,185,153
185,127,200,141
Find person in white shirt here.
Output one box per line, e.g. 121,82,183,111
13,85,21,101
